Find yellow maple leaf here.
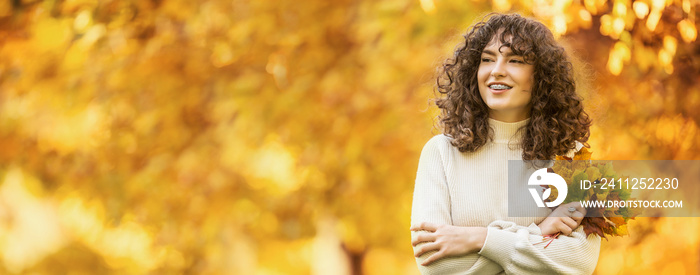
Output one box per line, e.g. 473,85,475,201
585,166,602,182
608,216,627,226
573,147,593,161
614,224,629,236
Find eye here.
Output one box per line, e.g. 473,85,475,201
510,59,525,64
481,58,493,62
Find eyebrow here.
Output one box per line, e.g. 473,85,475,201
481,49,519,57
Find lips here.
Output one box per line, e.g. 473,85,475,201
486,82,513,94
489,84,512,90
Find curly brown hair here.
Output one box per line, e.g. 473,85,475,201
435,13,591,160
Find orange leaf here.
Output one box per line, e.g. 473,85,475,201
582,217,607,239
608,216,626,226
573,147,592,161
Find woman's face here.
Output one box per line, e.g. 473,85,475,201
477,36,535,122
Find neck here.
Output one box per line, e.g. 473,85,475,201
489,118,529,144
488,110,530,123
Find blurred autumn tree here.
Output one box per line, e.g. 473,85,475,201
0,0,697,274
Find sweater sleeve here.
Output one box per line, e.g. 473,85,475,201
479,221,601,275
410,136,504,274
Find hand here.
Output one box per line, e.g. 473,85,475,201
538,202,586,236
410,222,487,266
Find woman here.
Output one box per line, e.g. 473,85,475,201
410,13,600,274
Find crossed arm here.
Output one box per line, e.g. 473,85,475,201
411,204,599,274
411,202,586,266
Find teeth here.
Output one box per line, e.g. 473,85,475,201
489,84,511,90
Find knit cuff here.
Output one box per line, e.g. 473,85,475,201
478,226,519,268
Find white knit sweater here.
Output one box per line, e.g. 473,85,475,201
411,118,600,274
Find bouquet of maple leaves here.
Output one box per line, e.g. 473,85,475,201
545,148,640,240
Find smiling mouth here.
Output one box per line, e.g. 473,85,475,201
489,84,512,90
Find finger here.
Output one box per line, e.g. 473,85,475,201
552,205,572,217
570,202,587,215
561,217,577,229
411,222,439,232
557,222,573,235
414,242,441,257
571,211,584,223
422,250,444,266
412,233,437,246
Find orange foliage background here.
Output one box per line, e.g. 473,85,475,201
0,0,698,274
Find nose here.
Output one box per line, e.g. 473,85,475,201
491,60,506,78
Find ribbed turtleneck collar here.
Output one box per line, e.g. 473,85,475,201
489,118,529,144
